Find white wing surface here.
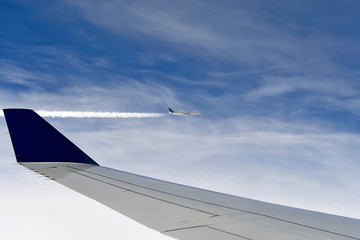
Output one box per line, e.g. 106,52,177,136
4,109,360,240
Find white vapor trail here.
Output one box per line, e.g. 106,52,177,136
0,110,165,118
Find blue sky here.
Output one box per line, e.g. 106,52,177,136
1,1,360,239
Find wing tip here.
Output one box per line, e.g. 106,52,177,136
4,108,99,166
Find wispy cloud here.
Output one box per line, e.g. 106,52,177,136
0,60,55,85
244,75,360,101
0,80,179,112
63,0,348,68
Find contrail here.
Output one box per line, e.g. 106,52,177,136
0,110,165,118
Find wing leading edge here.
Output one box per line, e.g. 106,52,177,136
4,109,360,240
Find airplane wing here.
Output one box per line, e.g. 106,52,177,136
3,109,360,240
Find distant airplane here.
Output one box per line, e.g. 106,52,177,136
3,108,360,240
168,108,201,116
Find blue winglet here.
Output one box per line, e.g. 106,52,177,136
3,109,99,165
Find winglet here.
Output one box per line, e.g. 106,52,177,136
3,109,99,165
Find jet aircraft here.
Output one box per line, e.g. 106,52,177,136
168,108,201,116
3,108,360,240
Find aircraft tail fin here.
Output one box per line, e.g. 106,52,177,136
168,108,174,113
3,109,98,165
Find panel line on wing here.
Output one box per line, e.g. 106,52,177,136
164,225,252,240
67,165,360,240
163,224,251,240
207,226,253,240
65,166,217,217
162,225,207,233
